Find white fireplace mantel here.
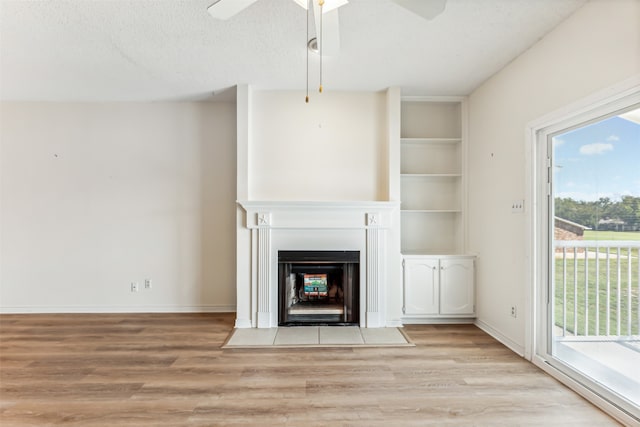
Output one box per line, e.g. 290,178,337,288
236,200,399,328
239,200,398,229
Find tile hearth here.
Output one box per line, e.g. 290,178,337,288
223,326,413,348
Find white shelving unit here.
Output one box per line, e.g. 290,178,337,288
400,98,465,255
399,96,475,322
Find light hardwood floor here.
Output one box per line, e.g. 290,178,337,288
0,313,618,426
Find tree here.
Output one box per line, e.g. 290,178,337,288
554,196,640,231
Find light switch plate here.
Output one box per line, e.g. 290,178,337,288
511,200,524,213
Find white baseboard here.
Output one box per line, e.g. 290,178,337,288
402,316,475,324
474,318,525,357
0,305,236,314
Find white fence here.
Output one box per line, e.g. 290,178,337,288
554,241,640,338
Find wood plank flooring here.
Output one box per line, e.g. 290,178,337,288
0,313,618,426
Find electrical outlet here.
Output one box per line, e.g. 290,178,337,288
144,279,152,290
511,200,524,213
511,306,517,318
131,282,139,292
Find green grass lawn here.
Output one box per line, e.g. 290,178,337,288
583,230,640,241
554,253,639,336
576,230,640,258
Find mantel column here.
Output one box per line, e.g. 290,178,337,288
366,212,384,327
256,212,272,328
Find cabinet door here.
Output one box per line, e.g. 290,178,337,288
403,258,439,315
439,258,474,315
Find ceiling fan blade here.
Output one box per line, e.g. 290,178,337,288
207,0,259,20
391,0,447,20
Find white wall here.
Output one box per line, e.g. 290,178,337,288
468,0,640,351
249,91,388,201
0,102,237,312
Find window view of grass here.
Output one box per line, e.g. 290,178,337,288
584,230,640,241
554,243,639,336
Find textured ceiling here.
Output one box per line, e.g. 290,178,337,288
0,0,587,102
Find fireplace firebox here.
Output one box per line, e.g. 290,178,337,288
278,251,359,326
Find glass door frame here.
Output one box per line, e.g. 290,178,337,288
527,79,640,425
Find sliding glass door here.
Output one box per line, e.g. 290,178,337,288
545,102,640,418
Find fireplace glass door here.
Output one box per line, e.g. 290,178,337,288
278,251,359,326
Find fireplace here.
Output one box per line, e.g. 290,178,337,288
236,200,400,328
278,251,359,326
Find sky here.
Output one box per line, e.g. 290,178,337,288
553,109,640,202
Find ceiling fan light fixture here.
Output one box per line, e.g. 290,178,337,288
307,37,319,53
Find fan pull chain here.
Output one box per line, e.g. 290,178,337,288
305,0,310,103
319,0,324,93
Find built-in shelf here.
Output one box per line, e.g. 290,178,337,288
401,138,461,144
401,174,462,178
399,96,475,324
402,251,466,258
401,210,462,213
400,97,466,255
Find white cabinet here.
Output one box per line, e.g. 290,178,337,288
403,256,475,320
439,258,474,315
403,257,439,315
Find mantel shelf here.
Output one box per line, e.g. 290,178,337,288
238,200,399,211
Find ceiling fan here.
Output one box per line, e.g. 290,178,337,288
208,0,446,102
207,0,447,55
